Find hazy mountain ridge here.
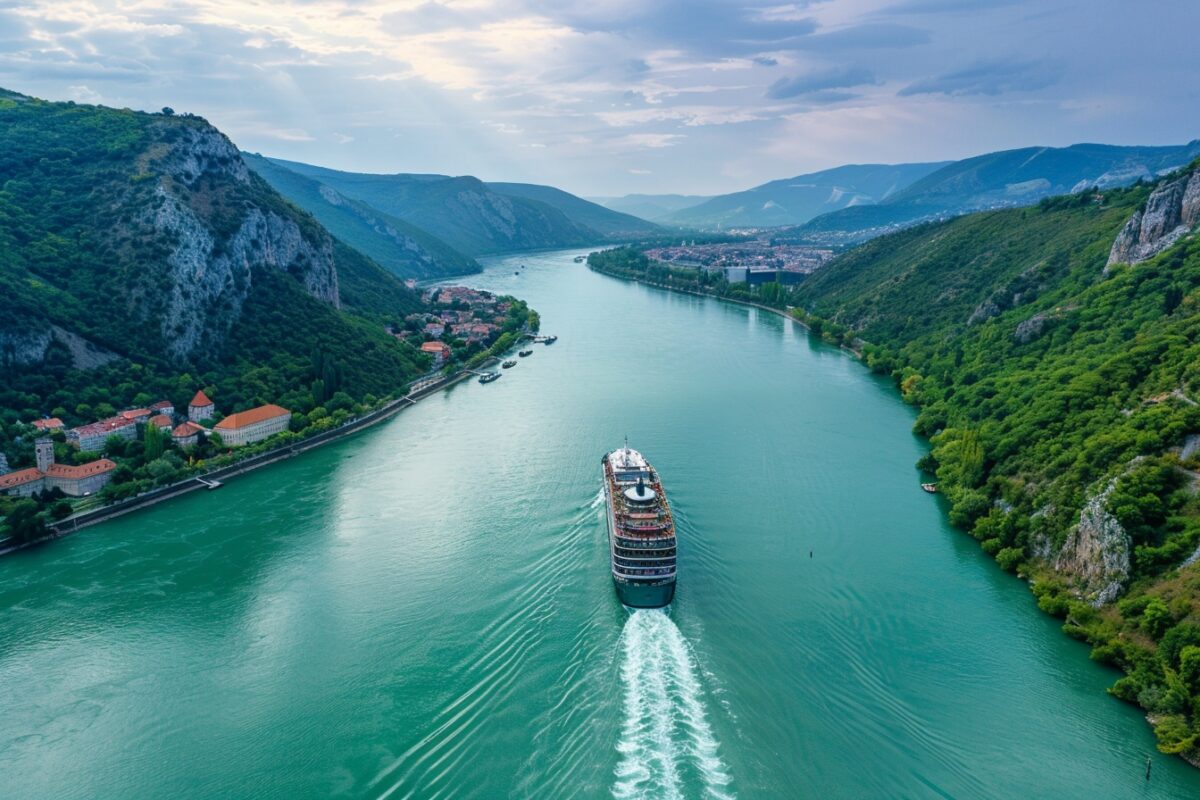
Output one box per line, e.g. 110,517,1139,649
797,140,1200,238
484,182,660,237
242,153,480,280
590,194,712,222
659,162,949,228
267,159,611,256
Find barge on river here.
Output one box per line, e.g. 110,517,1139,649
601,445,677,608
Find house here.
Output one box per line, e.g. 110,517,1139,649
67,416,136,452
150,400,175,417
421,341,452,364
188,390,216,422
0,438,116,497
31,418,65,433
424,322,446,337
149,414,174,431
120,408,152,422
171,421,206,448
212,404,291,447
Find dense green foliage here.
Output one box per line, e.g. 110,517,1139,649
243,153,480,279
592,172,1200,760
484,182,660,236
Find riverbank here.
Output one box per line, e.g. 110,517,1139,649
585,259,864,358
0,359,495,557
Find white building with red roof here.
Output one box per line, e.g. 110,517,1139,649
31,418,65,433
171,421,207,448
67,416,136,452
0,438,116,497
188,390,216,422
212,404,291,447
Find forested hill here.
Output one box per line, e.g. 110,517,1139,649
264,158,601,256
0,88,428,420
242,153,480,280
793,163,1200,759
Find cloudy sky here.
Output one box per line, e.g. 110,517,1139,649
2,0,1197,196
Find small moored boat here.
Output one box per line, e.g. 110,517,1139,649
518,349,533,357
543,335,558,345
478,371,501,384
502,359,517,368
921,483,938,493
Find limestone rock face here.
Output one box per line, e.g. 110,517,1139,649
1054,479,1130,606
133,126,340,360
1107,171,1200,267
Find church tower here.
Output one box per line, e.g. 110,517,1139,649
35,437,54,473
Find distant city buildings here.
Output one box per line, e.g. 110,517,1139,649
212,404,291,447
645,241,835,276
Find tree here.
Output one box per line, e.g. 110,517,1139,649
4,499,47,544
1141,598,1173,639
143,423,165,461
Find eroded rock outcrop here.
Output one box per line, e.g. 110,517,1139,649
134,126,340,360
1054,478,1130,606
1107,170,1200,267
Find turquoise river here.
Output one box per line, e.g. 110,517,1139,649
3,249,1200,799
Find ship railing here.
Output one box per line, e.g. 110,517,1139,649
614,565,677,578
615,545,677,557
614,555,677,567
615,536,675,548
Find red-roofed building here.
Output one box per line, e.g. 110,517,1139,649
67,416,136,452
31,418,65,432
188,390,215,422
421,341,452,364
212,404,291,447
120,408,152,422
0,449,116,497
150,400,175,416
149,414,174,431
171,421,206,448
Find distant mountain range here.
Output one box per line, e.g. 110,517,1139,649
795,141,1200,238
595,141,1200,237
259,158,659,258
590,194,712,222
660,163,949,229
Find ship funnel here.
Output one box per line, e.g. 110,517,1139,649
636,477,646,497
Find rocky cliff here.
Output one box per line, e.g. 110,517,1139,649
1053,477,1131,606
1107,168,1200,266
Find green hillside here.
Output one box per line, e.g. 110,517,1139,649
792,170,1200,759
485,181,659,236
0,88,428,423
267,159,598,256
242,153,479,279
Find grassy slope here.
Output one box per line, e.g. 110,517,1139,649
793,176,1200,757
243,153,479,279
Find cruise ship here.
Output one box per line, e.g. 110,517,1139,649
601,445,677,608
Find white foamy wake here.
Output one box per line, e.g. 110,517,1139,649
612,610,734,800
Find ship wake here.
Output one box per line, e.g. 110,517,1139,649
612,610,734,800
